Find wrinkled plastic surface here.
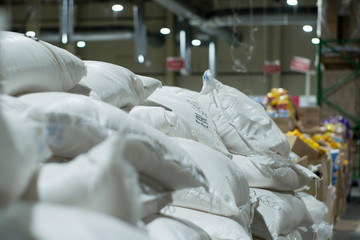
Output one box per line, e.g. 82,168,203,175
233,154,318,191
0,31,86,95
0,202,149,240
199,70,290,158
250,188,314,240
80,61,160,109
172,138,249,217
146,87,231,158
24,136,142,225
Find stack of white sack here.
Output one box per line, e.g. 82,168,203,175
77,60,161,110
194,70,327,240
1,32,213,239
17,92,207,191
147,138,254,240
0,96,209,237
130,86,231,158
296,192,333,240
268,193,333,240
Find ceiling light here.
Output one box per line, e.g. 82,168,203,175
112,4,124,12
61,33,68,44
191,39,201,46
303,25,313,32
311,38,320,44
160,27,171,35
76,41,86,48
138,54,145,63
25,31,36,37
287,0,298,6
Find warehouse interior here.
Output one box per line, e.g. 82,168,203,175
0,0,360,239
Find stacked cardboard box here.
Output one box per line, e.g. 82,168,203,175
298,106,321,129
271,117,296,133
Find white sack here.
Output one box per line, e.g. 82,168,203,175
79,60,161,108
19,92,208,191
162,205,253,240
29,110,109,158
0,95,51,206
171,138,249,216
145,215,211,240
18,92,122,158
0,202,148,240
198,70,290,158
121,133,207,191
0,31,86,95
298,192,333,240
232,154,318,191
146,86,231,158
23,135,142,224
298,192,328,224
250,188,314,240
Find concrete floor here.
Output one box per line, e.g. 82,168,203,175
333,184,360,240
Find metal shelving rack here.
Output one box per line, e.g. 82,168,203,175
316,38,360,179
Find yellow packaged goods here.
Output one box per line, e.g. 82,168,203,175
312,132,341,149
286,129,327,157
266,88,295,119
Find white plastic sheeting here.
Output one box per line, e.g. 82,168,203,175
0,31,86,95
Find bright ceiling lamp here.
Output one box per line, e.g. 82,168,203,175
311,38,320,44
25,31,36,37
303,25,313,32
191,39,201,46
76,41,86,48
287,0,298,6
112,4,124,12
138,54,145,63
160,27,171,35
61,33,68,44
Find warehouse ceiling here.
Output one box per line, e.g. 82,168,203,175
1,0,318,46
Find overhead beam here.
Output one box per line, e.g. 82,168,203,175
204,7,317,26
152,0,237,44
